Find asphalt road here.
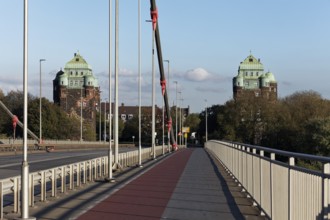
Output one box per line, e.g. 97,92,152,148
0,147,134,179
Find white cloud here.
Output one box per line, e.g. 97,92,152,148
120,68,135,77
184,68,211,82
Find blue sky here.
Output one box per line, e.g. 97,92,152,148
0,1,329,113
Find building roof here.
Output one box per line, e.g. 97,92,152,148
54,52,99,88
64,52,92,70
238,54,264,72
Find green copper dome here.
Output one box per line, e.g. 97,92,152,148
64,52,92,70
238,54,264,73
265,72,276,82
55,52,99,89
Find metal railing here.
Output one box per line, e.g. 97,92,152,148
0,145,175,218
205,140,330,220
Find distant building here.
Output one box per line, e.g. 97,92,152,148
233,54,277,101
100,102,190,124
53,53,100,129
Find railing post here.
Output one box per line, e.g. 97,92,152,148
323,163,330,219
52,168,57,197
89,161,92,182
77,163,81,187
83,161,87,184
13,177,19,213
289,157,295,220
270,153,275,219
69,164,74,190
94,160,97,180
104,157,108,176
29,174,34,207
246,147,250,193
101,158,104,177
240,146,246,188
0,182,3,219
252,148,257,206
61,166,66,193
41,171,46,202
259,150,265,216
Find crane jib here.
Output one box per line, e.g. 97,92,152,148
150,0,177,149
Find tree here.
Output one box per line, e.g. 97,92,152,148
121,116,138,142
183,113,200,143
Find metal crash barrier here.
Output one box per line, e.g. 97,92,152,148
0,145,180,218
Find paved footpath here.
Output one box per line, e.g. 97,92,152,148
6,148,263,219
76,148,262,220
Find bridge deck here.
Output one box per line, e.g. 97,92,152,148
6,148,264,220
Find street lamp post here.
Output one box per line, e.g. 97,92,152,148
205,99,208,142
180,97,184,146
21,1,35,219
39,59,46,144
146,19,156,159
162,95,165,155
138,0,142,166
173,81,178,146
80,86,83,141
114,0,120,168
104,99,107,143
106,0,114,182
99,98,101,142
151,23,156,159
164,60,170,152
178,91,182,145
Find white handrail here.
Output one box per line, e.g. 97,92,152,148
205,140,329,220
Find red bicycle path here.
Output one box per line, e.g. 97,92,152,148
77,148,193,220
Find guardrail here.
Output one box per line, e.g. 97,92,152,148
205,140,330,220
0,145,175,218
0,138,111,145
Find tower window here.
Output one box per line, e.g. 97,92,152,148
249,58,253,62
